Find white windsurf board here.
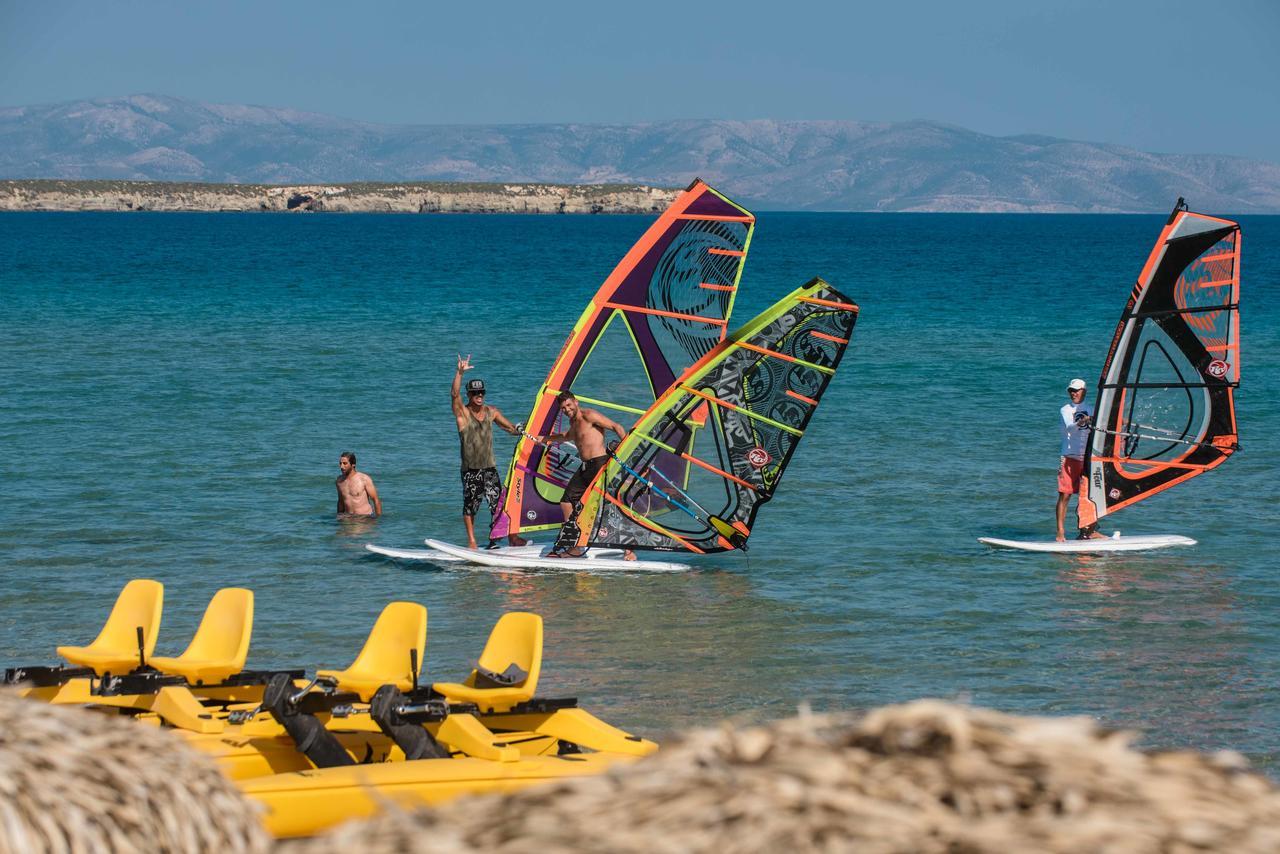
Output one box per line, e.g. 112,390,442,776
365,542,561,562
978,534,1197,553
365,544,469,562
423,538,689,572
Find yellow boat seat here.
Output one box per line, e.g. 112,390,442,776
317,602,426,702
433,612,542,712
57,579,164,676
150,587,254,685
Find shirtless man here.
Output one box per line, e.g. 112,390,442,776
539,390,633,559
336,451,381,517
452,355,528,549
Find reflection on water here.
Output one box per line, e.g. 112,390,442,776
334,515,380,538
1054,554,1253,754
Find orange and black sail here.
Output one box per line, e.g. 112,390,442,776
1077,199,1241,530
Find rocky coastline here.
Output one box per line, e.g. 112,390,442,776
0,180,681,214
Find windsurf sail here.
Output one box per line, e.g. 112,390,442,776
572,278,858,553
1077,199,1241,530
496,180,755,538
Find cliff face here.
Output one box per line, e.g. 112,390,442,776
0,180,681,214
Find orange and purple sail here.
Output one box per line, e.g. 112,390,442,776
1077,199,1241,531
493,180,755,539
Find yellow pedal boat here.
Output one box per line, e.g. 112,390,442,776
6,580,656,837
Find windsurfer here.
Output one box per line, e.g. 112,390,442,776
1057,379,1105,541
539,390,635,559
453,355,528,549
336,451,381,517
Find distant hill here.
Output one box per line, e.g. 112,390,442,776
2,94,1277,212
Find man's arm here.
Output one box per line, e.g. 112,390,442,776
451,355,471,422
336,478,346,514
490,407,524,437
365,475,382,517
591,410,628,441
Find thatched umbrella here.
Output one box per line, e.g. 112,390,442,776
298,700,1280,854
0,690,269,853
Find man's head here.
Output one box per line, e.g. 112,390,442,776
1067,378,1086,401
557,390,579,419
339,451,356,474
466,378,486,403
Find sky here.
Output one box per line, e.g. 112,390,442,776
2,0,1277,162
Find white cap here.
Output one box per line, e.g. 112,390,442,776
1068,378,1086,391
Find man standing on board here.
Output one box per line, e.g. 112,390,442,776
1056,378,1105,541
540,390,634,559
453,355,528,549
336,451,381,517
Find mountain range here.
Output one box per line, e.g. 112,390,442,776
2,94,1277,212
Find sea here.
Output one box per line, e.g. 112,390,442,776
2,209,1277,770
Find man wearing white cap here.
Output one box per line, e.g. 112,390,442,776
1056,378,1099,541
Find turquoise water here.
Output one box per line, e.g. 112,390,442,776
2,210,1278,769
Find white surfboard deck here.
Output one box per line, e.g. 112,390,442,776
365,543,555,562
422,538,689,572
978,534,1197,553
364,544,468,562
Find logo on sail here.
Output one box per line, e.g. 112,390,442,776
747,447,771,468
1205,359,1230,379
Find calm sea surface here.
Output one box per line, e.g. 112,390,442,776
2,210,1277,769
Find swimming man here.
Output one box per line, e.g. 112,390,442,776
336,451,381,517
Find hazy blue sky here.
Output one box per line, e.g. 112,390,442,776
2,0,1277,161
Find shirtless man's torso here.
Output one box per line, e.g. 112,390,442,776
336,452,381,517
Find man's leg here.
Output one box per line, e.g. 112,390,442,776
548,501,585,557
549,459,605,557
1054,456,1075,542
483,470,503,549
1055,494,1069,542
462,470,482,548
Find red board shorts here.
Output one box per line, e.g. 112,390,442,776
1058,456,1084,495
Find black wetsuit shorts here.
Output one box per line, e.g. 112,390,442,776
562,455,608,506
461,467,501,517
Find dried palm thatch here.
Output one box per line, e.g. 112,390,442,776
297,700,1280,854
0,690,269,854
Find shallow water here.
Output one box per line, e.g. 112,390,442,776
2,209,1277,769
